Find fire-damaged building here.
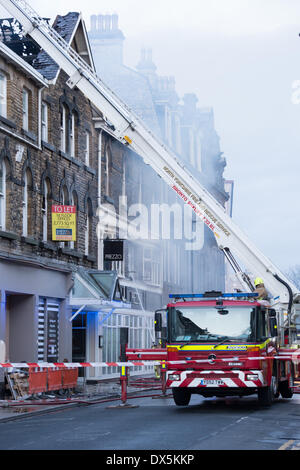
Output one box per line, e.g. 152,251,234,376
0,11,230,385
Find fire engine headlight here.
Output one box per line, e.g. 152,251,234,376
246,374,259,381
168,374,181,381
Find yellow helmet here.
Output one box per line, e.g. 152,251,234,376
254,277,264,286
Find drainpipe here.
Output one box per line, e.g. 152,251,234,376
97,129,103,270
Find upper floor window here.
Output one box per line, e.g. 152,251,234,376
42,177,51,242
196,133,202,172
143,247,161,286
70,112,76,157
22,89,29,131
41,102,48,142
189,128,195,167
60,105,68,153
0,74,7,118
84,131,90,166
70,191,78,250
85,198,93,256
104,147,111,197
22,168,33,237
0,159,6,230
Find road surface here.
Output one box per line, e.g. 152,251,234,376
1,392,300,451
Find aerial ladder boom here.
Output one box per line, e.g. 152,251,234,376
1,0,300,326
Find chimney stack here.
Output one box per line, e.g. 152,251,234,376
89,13,125,67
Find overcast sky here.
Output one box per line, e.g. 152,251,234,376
1,0,300,272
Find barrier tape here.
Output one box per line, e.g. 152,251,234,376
0,354,299,369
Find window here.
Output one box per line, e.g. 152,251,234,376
84,131,90,166
60,105,68,153
41,102,48,142
104,148,110,196
22,168,33,237
143,247,161,286
70,112,76,157
196,132,202,172
42,178,51,241
22,89,29,131
0,73,7,118
85,198,93,256
70,191,78,250
0,159,6,230
164,106,172,146
189,128,195,166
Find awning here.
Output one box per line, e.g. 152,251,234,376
69,269,131,321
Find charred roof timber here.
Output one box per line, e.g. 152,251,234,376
0,18,50,65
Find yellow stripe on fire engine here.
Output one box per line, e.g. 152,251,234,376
167,340,270,351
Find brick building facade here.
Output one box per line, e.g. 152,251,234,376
0,14,100,365
0,10,231,383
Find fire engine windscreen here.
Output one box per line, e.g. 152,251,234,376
170,306,256,343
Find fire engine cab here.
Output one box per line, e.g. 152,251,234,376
166,292,296,407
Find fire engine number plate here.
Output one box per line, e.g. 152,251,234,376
199,379,224,386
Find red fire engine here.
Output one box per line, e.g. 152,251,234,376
165,292,297,407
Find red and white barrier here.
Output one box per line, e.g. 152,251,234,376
0,353,299,369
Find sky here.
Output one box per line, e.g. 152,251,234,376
1,0,300,272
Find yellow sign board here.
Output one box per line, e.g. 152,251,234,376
52,205,76,241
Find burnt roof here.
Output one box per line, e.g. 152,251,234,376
0,12,80,80
32,12,80,80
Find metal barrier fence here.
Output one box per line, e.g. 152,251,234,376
28,367,78,395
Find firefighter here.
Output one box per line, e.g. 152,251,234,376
254,277,269,300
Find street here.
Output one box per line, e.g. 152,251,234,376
1,392,300,451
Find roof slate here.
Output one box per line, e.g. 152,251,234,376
32,12,79,80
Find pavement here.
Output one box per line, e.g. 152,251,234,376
0,375,162,422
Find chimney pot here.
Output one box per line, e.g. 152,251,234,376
98,14,104,31
90,15,97,31
104,14,111,32
112,14,118,30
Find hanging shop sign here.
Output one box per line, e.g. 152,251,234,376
104,239,124,261
52,205,76,241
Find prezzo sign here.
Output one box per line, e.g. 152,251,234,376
104,239,123,261
52,205,76,241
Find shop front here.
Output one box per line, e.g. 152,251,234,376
70,269,155,380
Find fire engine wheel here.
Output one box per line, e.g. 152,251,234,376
279,376,294,399
257,374,278,407
172,388,191,406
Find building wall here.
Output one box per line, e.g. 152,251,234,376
0,47,99,362
89,15,229,315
